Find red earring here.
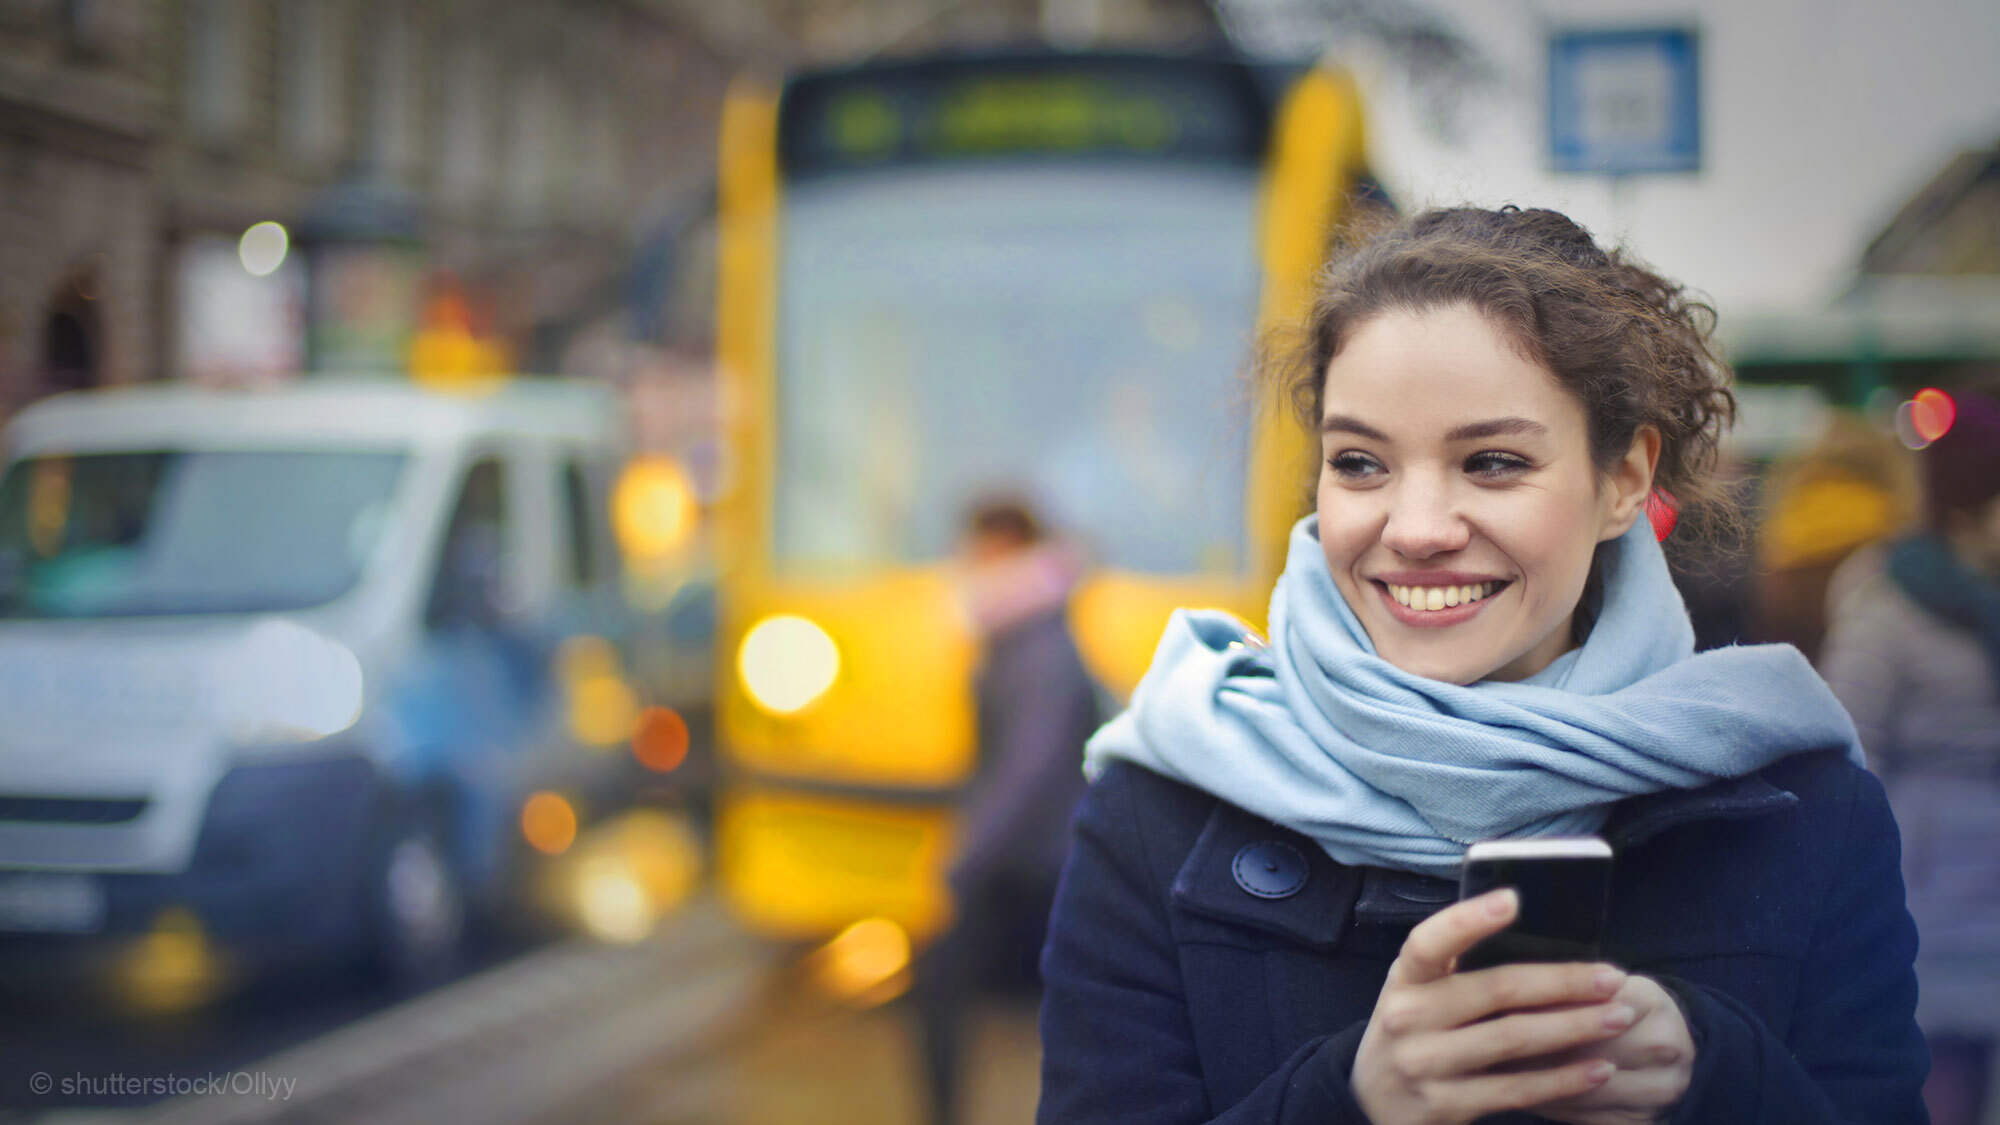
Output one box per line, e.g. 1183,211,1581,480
1644,489,1679,541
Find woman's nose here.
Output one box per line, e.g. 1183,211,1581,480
1380,483,1471,559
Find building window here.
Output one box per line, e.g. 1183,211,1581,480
504,70,558,220
281,0,344,167
574,86,624,219
363,7,416,180
186,0,249,146
438,39,490,208
63,0,145,62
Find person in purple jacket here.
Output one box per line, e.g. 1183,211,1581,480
1037,207,1927,1124
916,496,1100,1125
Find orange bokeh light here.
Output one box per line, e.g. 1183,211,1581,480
632,707,690,773
1911,388,1957,444
521,791,578,855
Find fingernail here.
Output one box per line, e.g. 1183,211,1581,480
1594,967,1627,995
1603,1004,1637,1030
1486,889,1517,918
1587,1061,1616,1083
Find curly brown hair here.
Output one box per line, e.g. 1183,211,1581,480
1266,205,1739,535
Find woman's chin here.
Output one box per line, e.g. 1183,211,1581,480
1376,646,1493,686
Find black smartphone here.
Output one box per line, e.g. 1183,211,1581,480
1455,837,1613,972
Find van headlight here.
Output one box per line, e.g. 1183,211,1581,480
737,615,839,716
215,618,365,745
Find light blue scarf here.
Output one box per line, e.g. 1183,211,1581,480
1085,515,1864,877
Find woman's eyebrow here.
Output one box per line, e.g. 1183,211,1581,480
1445,417,1548,441
1320,414,1391,441
1319,415,1548,442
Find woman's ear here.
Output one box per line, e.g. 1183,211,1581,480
1599,426,1663,542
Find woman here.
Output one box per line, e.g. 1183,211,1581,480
1037,207,1927,1124
1820,387,2000,1125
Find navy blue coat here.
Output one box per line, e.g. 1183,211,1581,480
1038,750,1928,1124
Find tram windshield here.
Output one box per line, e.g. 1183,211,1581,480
774,162,1261,575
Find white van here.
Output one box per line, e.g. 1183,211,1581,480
0,377,638,985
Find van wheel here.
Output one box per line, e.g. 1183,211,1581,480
364,820,466,990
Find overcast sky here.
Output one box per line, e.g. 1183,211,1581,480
1315,0,2000,317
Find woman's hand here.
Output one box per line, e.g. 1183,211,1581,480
1351,889,1634,1125
1518,973,1696,1125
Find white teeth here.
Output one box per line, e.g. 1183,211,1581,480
1388,582,1502,612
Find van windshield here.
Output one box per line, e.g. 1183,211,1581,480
0,450,407,619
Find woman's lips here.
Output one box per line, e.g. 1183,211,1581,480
1372,579,1509,628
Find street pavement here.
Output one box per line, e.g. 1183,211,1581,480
6,893,1043,1125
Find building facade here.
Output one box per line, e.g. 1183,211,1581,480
0,0,733,412
0,0,161,413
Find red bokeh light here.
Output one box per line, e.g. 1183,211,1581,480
633,707,690,773
1910,388,1957,444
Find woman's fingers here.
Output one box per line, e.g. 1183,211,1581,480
1390,889,1518,986
1362,901,1670,1125
1417,960,1628,1030
1394,1000,1637,1079
1532,1063,1690,1123
1431,1057,1618,1121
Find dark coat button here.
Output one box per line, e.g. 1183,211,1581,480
1232,841,1309,899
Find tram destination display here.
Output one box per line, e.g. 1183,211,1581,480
778,54,1275,178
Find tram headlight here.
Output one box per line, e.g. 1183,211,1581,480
738,615,840,715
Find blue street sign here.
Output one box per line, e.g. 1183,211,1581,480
1549,28,1701,175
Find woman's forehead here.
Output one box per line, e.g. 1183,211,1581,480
1321,306,1579,430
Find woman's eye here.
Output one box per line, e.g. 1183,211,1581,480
1466,451,1533,478
1327,452,1384,480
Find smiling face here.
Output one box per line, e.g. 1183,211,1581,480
1316,304,1657,684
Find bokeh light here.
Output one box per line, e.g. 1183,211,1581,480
569,811,702,943
1897,388,1960,449
558,636,639,748
806,916,912,1007
1895,400,1926,450
632,706,690,773
1911,388,1957,444
738,615,840,715
612,456,698,562
115,907,223,1014
521,791,579,856
576,856,653,944
236,221,289,277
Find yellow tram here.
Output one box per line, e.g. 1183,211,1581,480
712,51,1377,943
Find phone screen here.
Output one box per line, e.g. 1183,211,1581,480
1456,848,1612,972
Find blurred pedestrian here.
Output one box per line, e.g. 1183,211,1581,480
914,496,1099,1125
1821,386,2000,1125
1751,412,1919,660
